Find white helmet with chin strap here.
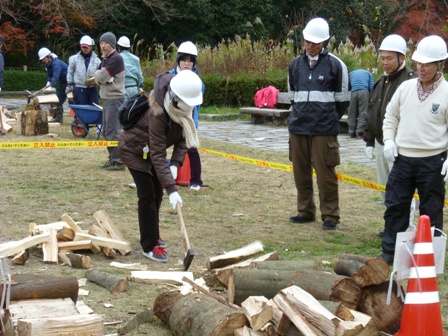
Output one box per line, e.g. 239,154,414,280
379,34,407,55
412,35,448,64
178,41,198,56
117,36,131,48
38,47,51,60
303,18,330,44
170,70,203,106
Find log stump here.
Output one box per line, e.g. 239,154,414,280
20,110,48,136
333,254,389,287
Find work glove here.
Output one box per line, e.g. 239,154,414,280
45,81,51,88
383,139,398,163
44,86,55,92
169,191,183,210
170,165,178,180
65,85,73,95
441,159,448,182
365,146,374,160
85,77,96,87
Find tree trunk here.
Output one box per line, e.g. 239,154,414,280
249,260,317,271
153,291,184,325
228,269,361,309
169,293,248,336
0,274,78,305
85,270,128,293
333,254,389,287
357,281,404,334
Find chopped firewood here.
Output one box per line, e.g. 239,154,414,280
11,250,29,265
17,313,103,336
0,106,13,134
58,240,93,251
29,221,69,235
206,241,264,270
88,225,116,257
0,309,14,336
76,300,94,315
1,274,79,304
93,210,132,255
347,309,377,335
241,296,273,331
259,322,276,336
42,228,58,264
333,254,389,287
213,251,279,287
318,300,354,321
57,226,76,241
269,299,296,335
61,213,84,233
74,232,130,250
131,271,193,286
86,270,128,293
0,233,50,257
66,253,91,269
234,325,266,336
110,261,148,271
118,308,154,335
228,269,361,309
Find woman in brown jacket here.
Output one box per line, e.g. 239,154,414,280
118,70,203,262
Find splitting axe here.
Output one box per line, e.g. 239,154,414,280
176,203,194,271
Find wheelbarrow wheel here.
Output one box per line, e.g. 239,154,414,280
71,120,88,138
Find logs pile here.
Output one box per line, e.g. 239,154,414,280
0,210,132,268
153,242,404,336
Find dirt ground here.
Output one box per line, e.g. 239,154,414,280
0,119,447,335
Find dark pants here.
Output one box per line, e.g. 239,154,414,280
289,134,340,222
188,147,202,186
56,85,67,109
382,153,446,254
102,98,124,163
128,167,164,253
73,87,99,105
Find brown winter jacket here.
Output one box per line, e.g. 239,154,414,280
118,72,187,195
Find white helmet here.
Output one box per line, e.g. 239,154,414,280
303,18,330,44
117,36,131,48
38,47,51,60
170,70,203,106
178,41,198,56
379,34,407,55
79,35,94,46
412,35,448,63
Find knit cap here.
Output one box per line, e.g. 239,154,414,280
100,32,116,49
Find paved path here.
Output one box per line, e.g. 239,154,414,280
0,97,372,167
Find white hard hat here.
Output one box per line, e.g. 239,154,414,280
117,36,131,48
379,34,407,55
178,41,198,56
170,70,203,106
38,47,51,60
412,35,448,63
80,35,94,46
303,18,330,44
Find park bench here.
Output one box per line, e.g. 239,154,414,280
240,91,348,132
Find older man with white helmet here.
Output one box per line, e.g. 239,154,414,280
379,35,448,264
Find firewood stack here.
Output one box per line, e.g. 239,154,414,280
0,210,132,268
153,241,404,336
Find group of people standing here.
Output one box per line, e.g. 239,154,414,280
288,17,448,266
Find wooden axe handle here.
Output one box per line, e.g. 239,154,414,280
176,203,191,251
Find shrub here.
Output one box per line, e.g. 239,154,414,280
3,69,47,91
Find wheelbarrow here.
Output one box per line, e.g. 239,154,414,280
69,104,104,139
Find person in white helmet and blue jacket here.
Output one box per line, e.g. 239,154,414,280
380,35,448,265
118,70,203,263
117,36,144,100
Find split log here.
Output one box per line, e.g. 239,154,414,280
0,309,14,336
269,299,297,335
93,210,132,255
357,281,404,334
66,253,91,269
170,292,248,336
131,271,193,286
207,241,264,270
333,254,389,287
241,296,273,331
318,301,354,322
213,251,279,287
228,269,361,309
74,232,130,250
0,107,12,134
234,326,266,336
20,109,48,136
57,240,93,251
88,225,116,257
11,250,29,265
0,274,78,304
60,213,83,233
57,226,76,241
85,270,128,293
110,261,147,271
17,314,103,336
76,300,94,315
29,221,69,235
347,309,377,336
118,308,154,335
0,233,50,257
42,228,58,264
249,259,318,271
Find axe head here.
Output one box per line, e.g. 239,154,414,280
183,248,195,271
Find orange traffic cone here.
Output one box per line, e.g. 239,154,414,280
176,153,191,186
395,215,446,336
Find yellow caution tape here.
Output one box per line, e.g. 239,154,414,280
0,141,118,149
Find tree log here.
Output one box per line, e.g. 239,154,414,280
333,254,389,287
0,274,78,305
357,281,404,334
228,269,361,309
169,292,248,336
153,291,184,325
20,110,48,136
85,270,128,293
249,259,318,271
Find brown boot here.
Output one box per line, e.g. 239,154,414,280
49,106,63,123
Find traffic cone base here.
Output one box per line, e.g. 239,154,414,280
394,215,446,336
